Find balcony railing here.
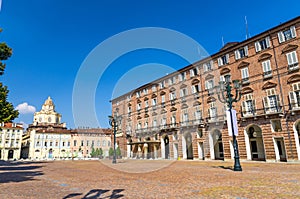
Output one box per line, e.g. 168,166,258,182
288,63,299,71
263,71,272,78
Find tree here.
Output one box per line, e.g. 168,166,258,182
109,147,114,157
90,147,97,157
0,31,19,122
99,148,103,158
116,147,121,158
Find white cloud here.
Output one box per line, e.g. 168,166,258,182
16,102,36,114
19,121,29,130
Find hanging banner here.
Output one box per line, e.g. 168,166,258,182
226,109,238,136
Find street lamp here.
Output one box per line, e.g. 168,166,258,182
216,74,242,171
108,115,122,164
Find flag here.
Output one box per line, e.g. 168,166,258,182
226,109,238,136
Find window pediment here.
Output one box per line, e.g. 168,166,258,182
282,44,298,54
143,97,148,101
287,74,300,84
237,61,250,69
160,91,166,96
207,96,216,103
152,112,157,116
193,101,201,106
220,67,231,75
241,87,254,94
161,109,167,114
151,94,157,98
258,53,272,62
169,87,176,92
170,107,177,112
137,99,141,103
262,81,277,90
144,114,149,118
181,103,188,109
192,79,200,85
180,84,187,89
205,74,214,80
128,103,131,107
137,116,142,120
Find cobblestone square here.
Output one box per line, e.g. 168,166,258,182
1,160,300,198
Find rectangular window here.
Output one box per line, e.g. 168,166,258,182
143,88,148,95
289,83,300,109
263,89,281,113
255,36,271,52
205,79,214,90
190,67,198,77
152,85,156,92
278,26,297,43
169,92,176,100
241,67,249,83
81,140,84,146
208,102,217,121
136,91,141,98
286,51,299,71
160,81,165,89
203,60,213,72
180,88,188,97
235,46,248,60
262,60,272,78
194,107,202,124
192,84,200,94
161,95,165,103
241,94,255,117
137,103,141,111
181,111,189,126
74,140,77,146
178,72,186,81
152,98,157,106
145,100,148,108
171,116,176,126
218,54,229,66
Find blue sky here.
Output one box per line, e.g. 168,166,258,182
0,0,299,129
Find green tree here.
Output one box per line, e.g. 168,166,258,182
90,147,97,157
99,148,103,158
109,147,114,156
0,31,19,122
116,147,121,157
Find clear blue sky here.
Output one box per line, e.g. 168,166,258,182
0,0,299,129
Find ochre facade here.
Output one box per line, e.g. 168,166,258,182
112,17,300,162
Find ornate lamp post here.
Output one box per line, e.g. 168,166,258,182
108,115,122,164
217,75,242,171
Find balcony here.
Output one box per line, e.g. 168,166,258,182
288,63,299,72
264,105,282,114
263,71,272,79
241,109,256,118
241,77,250,85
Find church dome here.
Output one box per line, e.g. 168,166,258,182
44,96,54,106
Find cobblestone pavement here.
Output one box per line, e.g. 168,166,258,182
1,159,300,199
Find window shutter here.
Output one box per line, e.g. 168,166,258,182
179,74,182,81
244,46,248,56
289,91,297,108
255,41,260,52
218,58,222,66
210,61,214,69
292,51,298,63
286,53,293,65
234,50,239,60
278,31,284,43
266,36,271,48
205,81,208,89
252,100,256,114
291,26,297,38
203,63,207,71
190,69,194,77
180,89,183,97
220,75,225,82
242,101,246,115
192,86,196,94
263,96,269,112
275,94,281,110
226,54,229,64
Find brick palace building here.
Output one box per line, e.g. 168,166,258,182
111,16,300,162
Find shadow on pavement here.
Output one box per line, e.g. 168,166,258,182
0,160,44,183
63,188,125,199
0,171,43,183
213,166,234,171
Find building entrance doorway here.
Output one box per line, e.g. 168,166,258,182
8,149,14,159
274,138,287,162
245,125,266,161
210,130,224,160
184,133,194,159
48,148,53,159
